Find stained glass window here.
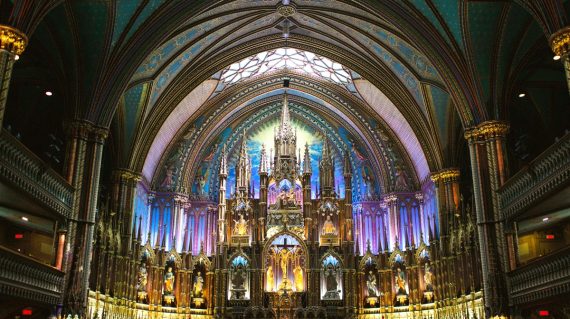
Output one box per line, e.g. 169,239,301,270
220,48,353,87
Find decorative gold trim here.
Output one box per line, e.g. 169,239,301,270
464,120,509,141
550,26,570,57
0,25,27,55
277,3,296,17
430,168,460,183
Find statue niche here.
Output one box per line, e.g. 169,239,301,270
321,255,342,300
192,259,209,308
163,255,177,306
229,255,249,300
264,233,305,293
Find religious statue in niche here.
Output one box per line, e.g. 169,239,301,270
363,170,374,197
424,263,434,291
366,271,380,297
230,265,247,300
293,264,304,292
395,267,407,295
266,265,275,292
394,166,410,191
323,265,340,299
163,267,175,295
195,174,207,195
233,214,248,236
278,248,293,290
322,215,337,235
136,263,148,292
194,271,204,297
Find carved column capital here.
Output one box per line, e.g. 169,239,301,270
430,168,460,184
464,120,509,141
67,120,109,143
550,26,570,57
0,25,27,56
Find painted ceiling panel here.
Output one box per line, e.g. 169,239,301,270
468,1,502,106
512,22,544,69
112,0,142,47
142,79,218,181
426,84,450,152
121,83,149,159
431,0,462,48
407,0,454,48
132,15,230,80
355,79,430,180
123,0,167,45
72,1,109,93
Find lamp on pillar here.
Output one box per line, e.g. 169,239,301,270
0,25,27,127
550,26,570,96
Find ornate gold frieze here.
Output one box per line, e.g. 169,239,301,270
464,120,509,141
550,26,570,57
430,168,460,183
0,25,27,55
277,4,296,17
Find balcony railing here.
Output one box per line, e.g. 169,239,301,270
0,129,73,219
0,245,64,305
499,132,570,221
508,246,570,305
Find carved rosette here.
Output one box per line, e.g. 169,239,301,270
550,26,570,57
0,25,27,56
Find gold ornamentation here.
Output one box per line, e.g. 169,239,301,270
550,26,570,57
0,25,27,55
277,4,296,17
430,168,460,183
464,120,509,141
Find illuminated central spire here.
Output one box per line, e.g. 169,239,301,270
277,93,295,141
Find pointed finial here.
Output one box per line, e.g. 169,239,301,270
219,144,228,176
259,144,268,174
137,215,143,242
303,143,311,174
161,225,167,249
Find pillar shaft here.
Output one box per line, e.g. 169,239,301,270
464,120,509,316
61,120,108,317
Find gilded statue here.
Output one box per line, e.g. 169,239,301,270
194,271,204,297
293,264,303,291
233,214,248,236
279,248,291,278
137,264,148,291
266,266,275,291
395,267,406,295
164,267,174,294
322,215,337,235
424,263,434,291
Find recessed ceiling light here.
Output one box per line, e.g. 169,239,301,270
518,93,526,98
21,216,29,222
553,55,561,61
542,217,549,222
14,55,19,61
45,91,53,96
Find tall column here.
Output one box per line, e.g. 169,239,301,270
464,120,509,317
430,169,460,254
111,169,142,254
0,25,27,128
61,120,108,317
550,26,570,95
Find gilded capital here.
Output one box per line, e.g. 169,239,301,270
464,120,509,141
550,26,570,57
430,168,460,183
0,25,27,55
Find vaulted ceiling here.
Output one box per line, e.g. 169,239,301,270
2,0,569,192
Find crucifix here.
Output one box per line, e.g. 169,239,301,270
275,238,296,281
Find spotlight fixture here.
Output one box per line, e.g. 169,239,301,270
518,93,525,98
542,217,549,222
21,216,29,222
45,91,53,96
553,55,561,61
14,55,20,61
